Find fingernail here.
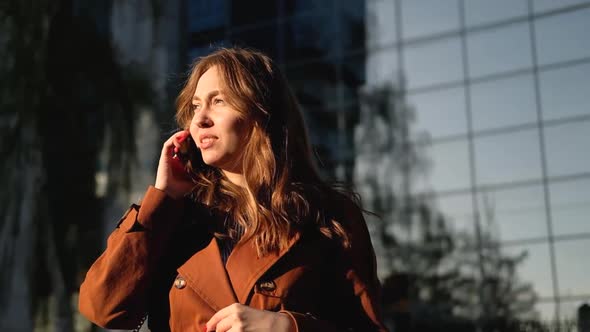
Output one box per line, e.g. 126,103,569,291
174,147,179,154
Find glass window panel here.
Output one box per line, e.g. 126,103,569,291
545,121,590,177
467,23,533,78
413,139,471,193
283,13,338,62
365,0,397,49
540,62,590,121
231,23,279,59
432,193,475,237
339,0,366,52
464,0,528,27
535,8,590,66
401,0,460,40
231,0,277,26
475,129,543,185
471,73,537,131
477,185,547,243
188,1,227,32
550,178,590,236
503,243,554,298
284,0,329,17
362,48,398,92
555,239,590,296
533,0,590,13
285,60,339,109
404,37,463,90
409,86,467,139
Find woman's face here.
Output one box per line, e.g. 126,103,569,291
190,66,250,174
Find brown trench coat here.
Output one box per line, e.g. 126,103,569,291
79,186,389,331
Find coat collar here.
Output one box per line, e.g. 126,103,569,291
177,231,302,310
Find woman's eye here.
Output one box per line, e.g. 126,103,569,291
213,98,224,105
192,104,201,112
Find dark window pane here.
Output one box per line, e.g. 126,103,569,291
285,60,339,109
283,0,329,17
188,1,227,32
231,23,279,59
230,0,277,26
283,14,338,62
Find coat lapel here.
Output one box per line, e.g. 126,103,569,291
225,232,301,304
177,237,238,311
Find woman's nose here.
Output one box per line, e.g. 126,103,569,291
194,109,213,128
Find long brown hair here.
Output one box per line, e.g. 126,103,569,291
176,47,355,256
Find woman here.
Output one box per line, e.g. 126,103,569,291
79,47,388,332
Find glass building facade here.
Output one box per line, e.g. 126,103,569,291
184,0,590,329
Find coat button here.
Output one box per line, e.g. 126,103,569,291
174,275,186,289
258,280,276,292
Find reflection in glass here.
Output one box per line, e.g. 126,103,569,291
464,0,528,27
433,193,475,237
555,239,590,296
475,129,542,185
401,0,460,40
413,139,470,194
467,23,532,78
409,86,467,139
545,120,590,177
365,0,397,50
284,14,337,62
404,37,463,90
535,7,590,66
477,185,547,242
534,301,557,322
504,243,553,298
533,0,590,13
471,73,537,131
339,0,367,52
540,62,590,121
363,48,398,91
550,178,590,236
560,300,590,325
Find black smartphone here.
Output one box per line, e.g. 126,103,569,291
177,135,206,175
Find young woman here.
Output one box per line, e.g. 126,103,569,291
79,47,388,332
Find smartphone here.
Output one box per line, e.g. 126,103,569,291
176,134,207,175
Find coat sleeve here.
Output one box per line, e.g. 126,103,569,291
280,205,389,332
78,186,185,329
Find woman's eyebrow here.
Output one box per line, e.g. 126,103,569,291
192,90,220,102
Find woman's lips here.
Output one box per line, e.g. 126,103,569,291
199,135,217,149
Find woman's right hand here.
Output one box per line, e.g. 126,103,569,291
154,130,196,199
